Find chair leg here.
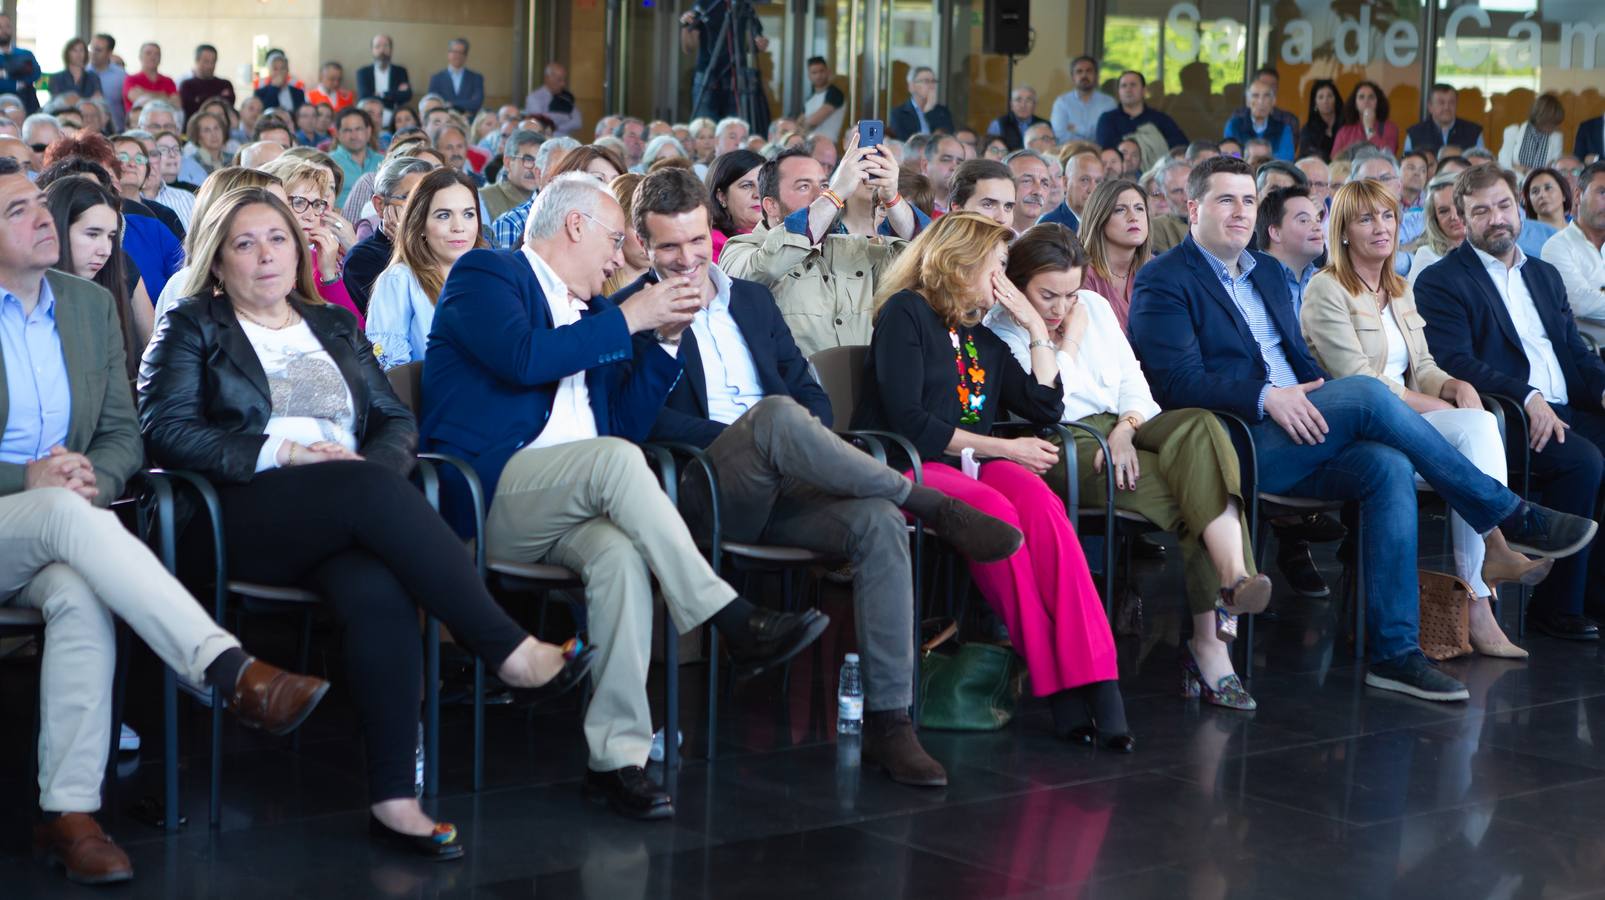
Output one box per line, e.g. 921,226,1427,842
291,611,314,752
424,617,441,798
472,658,485,792
163,668,180,833
663,606,680,774
1353,520,1366,663
209,690,223,829
705,627,720,761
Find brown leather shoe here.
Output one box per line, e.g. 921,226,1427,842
33,813,133,884
226,658,330,736
862,710,948,787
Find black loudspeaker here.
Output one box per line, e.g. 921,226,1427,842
983,0,1031,56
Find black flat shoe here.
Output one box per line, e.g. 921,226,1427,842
1102,734,1136,754
1531,611,1601,641
584,766,674,820
367,815,464,861
726,608,830,678
513,638,596,702
1064,725,1096,746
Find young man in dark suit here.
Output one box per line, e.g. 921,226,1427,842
356,34,413,118
425,37,484,116
614,169,1023,787
1415,163,1605,639
1129,156,1595,701
420,172,828,820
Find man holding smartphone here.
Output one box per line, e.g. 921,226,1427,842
720,128,929,357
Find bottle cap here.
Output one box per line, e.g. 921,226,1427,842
845,653,859,662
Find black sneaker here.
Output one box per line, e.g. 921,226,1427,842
1274,512,1348,544
1500,502,1598,559
1276,541,1331,598
1364,652,1469,702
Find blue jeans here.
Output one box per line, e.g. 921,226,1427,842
1249,376,1522,663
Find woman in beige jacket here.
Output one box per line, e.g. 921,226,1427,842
1300,180,1547,657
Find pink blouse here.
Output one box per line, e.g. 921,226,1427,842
1080,266,1136,335
1330,120,1400,158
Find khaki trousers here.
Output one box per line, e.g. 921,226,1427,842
485,438,735,771
0,488,239,813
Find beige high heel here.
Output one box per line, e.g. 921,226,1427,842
1482,530,1555,591
1469,595,1529,659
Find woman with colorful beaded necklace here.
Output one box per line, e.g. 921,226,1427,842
853,212,1133,752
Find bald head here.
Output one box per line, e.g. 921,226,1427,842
238,140,285,169
0,137,32,172
543,62,568,93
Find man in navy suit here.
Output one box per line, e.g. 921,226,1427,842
888,66,955,139
426,37,484,116
615,169,1023,788
420,173,828,820
355,34,412,119
1129,156,1595,701
1415,164,1605,639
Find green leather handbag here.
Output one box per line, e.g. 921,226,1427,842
916,622,1025,731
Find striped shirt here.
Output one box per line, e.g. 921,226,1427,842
1198,246,1298,413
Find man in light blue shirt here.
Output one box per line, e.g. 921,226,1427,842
328,107,380,206
1050,56,1116,144
0,278,69,465
1255,184,1325,318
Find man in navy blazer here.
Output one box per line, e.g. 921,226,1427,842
615,169,1024,788
888,66,955,139
426,37,484,116
1414,164,1605,638
1129,156,1593,702
419,173,828,820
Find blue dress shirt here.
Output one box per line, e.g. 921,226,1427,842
1198,247,1298,413
0,277,71,465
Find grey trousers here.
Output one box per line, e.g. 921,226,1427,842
0,488,239,812
686,397,916,712
485,437,736,771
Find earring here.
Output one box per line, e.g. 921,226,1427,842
1342,238,1349,245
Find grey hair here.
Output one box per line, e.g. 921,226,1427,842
376,155,434,198
1004,148,1055,172
641,134,688,167
715,116,747,138
138,100,183,130
1346,146,1400,184
524,172,613,244
535,136,581,171
1256,159,1308,193
688,116,716,135
1149,154,1191,186
906,65,934,85
20,113,60,145
504,128,545,155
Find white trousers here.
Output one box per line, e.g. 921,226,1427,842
1418,408,1507,597
0,488,239,812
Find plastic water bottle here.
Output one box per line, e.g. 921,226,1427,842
837,653,864,735
649,727,683,762
414,722,425,797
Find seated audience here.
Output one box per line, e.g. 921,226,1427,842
1543,161,1605,348
1129,156,1592,701
140,186,592,858
259,156,364,323
599,172,648,295
1524,166,1571,232
154,166,286,321
43,174,154,361
1253,185,1324,316
987,86,1050,153
1225,79,1295,161
852,212,1132,750
1331,81,1398,157
618,168,1023,783
1004,149,1053,234
1498,93,1565,175
1039,149,1102,231
480,128,541,222
1408,172,1466,287
419,173,829,820
1300,179,1543,657
488,141,614,249
988,224,1266,709
366,167,484,368
1414,164,1605,640
0,159,327,888
721,141,927,358
344,155,433,313
1406,84,1484,155
704,148,764,261
1075,178,1150,331
947,157,1017,227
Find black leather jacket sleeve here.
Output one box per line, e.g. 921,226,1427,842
343,320,418,476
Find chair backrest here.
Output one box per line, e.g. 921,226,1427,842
386,361,424,417
809,345,868,432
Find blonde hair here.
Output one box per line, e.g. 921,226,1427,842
1322,179,1407,300
1079,179,1151,283
186,167,283,260
178,188,323,304
601,172,646,296
259,156,335,200
875,211,1013,327
1422,172,1462,257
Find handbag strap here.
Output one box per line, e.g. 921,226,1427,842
920,619,959,656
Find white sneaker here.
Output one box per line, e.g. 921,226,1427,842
119,724,141,753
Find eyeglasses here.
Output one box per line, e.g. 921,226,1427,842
576,210,627,251
379,192,412,208
509,153,539,168
116,151,148,165
288,196,331,214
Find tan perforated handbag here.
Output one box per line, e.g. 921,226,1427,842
1418,569,1474,661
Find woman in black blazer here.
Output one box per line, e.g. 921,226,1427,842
138,188,591,859
852,212,1131,751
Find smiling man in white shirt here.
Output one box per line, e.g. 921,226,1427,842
1543,161,1605,349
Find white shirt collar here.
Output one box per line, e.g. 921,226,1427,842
521,245,586,309
705,263,733,313
1471,241,1526,274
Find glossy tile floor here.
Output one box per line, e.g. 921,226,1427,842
5,523,1605,899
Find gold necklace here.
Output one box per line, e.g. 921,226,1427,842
234,303,298,330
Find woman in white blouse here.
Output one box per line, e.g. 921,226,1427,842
1498,93,1565,176
366,167,488,369
987,224,1266,711
1301,180,1549,658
